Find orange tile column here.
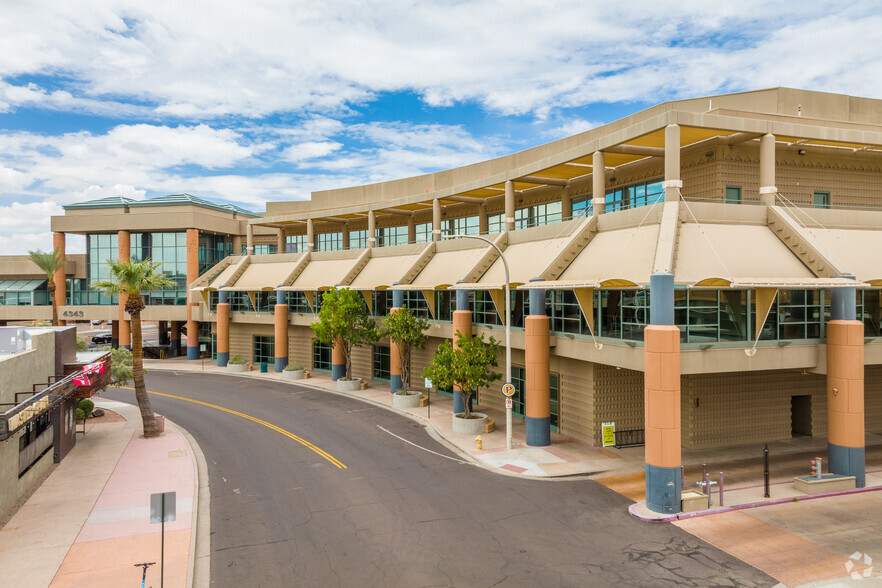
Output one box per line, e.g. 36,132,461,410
117,231,131,349
525,285,550,446
389,290,404,393
452,288,472,414
216,291,230,367
186,229,199,360
331,335,346,380
644,272,682,514
827,283,865,487
274,289,288,372
53,232,66,325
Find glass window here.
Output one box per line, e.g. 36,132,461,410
571,197,593,220
443,216,480,237
349,230,368,250
372,345,390,381
605,179,663,213
510,366,526,418
372,290,392,317
403,291,430,318
243,244,277,255
377,225,408,247
414,223,431,243
286,234,309,253
514,201,562,230
549,290,590,335
287,291,312,314
435,290,454,322
550,373,559,431
814,191,831,209
313,341,332,371
253,336,275,365
316,232,342,251
487,213,503,234
725,186,742,204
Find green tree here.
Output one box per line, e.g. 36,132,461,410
423,332,502,419
107,346,134,388
28,248,66,326
92,259,175,438
379,307,429,390
311,287,378,380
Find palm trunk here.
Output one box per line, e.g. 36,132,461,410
131,311,159,437
48,280,58,326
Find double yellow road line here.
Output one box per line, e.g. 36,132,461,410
120,387,347,469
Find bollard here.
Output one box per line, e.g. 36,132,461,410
763,444,770,498
815,457,822,480
476,435,482,450
718,472,724,507
705,472,712,508
680,465,685,494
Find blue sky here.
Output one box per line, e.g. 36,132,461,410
0,1,879,254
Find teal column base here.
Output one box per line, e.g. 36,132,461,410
187,346,198,360
217,352,229,367
646,464,682,514
274,358,287,373
526,416,550,447
390,374,403,394
829,443,866,488
331,364,345,381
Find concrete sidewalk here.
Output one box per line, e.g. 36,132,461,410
0,399,206,588
147,356,882,587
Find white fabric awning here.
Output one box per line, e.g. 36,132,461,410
222,261,299,291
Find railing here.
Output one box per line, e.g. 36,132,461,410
0,375,78,441
614,428,645,448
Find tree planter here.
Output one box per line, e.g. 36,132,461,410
393,391,423,409
452,412,488,435
337,378,362,392
227,363,247,373
282,369,305,381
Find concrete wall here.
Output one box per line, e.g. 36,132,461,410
0,330,58,520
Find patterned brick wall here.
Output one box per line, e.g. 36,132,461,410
592,364,645,446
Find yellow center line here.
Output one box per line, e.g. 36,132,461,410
118,386,347,469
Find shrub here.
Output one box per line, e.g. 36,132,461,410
77,398,95,417
75,408,85,422
229,354,248,364
284,363,304,371
76,336,89,351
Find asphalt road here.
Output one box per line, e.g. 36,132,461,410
105,372,774,587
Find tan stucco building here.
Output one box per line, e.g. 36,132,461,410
3,88,881,513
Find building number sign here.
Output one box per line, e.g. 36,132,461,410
62,310,85,318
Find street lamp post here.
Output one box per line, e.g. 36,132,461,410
449,234,512,450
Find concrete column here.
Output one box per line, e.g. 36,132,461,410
246,224,254,255
170,321,181,356
306,219,315,252
592,152,606,216
368,211,376,248
525,282,550,446
827,282,865,487
111,319,120,349
216,291,230,367
504,181,515,232
331,335,346,381
432,199,441,242
664,124,681,202
186,228,199,360
53,232,66,325
644,272,682,514
277,229,285,254
452,287,472,414
274,289,288,372
478,203,488,234
389,289,404,393
406,217,415,244
560,186,572,221
158,321,169,346
341,225,350,250
759,133,777,206
117,230,131,349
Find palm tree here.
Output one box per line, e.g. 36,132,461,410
92,259,175,438
28,248,66,326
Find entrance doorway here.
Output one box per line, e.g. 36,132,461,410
791,395,812,437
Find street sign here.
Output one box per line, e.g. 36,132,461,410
150,491,176,524
505,397,512,409
601,422,616,447
424,377,432,389
501,382,515,397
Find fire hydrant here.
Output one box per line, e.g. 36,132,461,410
476,435,482,450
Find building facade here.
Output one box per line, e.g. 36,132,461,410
3,88,881,514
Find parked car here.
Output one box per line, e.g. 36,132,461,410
91,319,103,326
91,333,112,345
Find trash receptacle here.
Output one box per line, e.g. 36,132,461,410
260,362,268,373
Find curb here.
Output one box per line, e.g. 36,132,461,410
164,417,211,588
629,483,882,523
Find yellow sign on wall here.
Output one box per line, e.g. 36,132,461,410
601,422,616,447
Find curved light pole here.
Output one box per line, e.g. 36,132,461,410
448,234,512,450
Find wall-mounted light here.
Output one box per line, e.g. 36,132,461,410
705,150,714,157
798,149,806,155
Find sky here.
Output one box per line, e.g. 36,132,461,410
0,1,880,254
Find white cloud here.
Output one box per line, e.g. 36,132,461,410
282,141,343,163
0,1,876,120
